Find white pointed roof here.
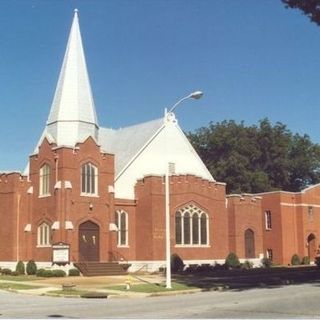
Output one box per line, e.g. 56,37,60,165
99,115,215,199
46,9,98,147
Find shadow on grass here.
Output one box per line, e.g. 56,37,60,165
171,266,320,292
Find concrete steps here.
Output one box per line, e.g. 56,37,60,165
74,262,127,277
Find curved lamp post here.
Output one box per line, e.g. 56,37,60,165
165,91,203,289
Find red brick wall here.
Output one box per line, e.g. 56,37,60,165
134,175,229,262
227,194,263,259
259,192,283,263
114,199,137,262
0,173,30,261
26,137,115,262
259,187,320,265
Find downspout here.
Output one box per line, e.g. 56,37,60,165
16,193,21,261
55,154,59,184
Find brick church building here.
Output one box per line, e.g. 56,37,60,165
0,11,319,272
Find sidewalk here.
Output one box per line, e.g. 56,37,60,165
1,274,194,299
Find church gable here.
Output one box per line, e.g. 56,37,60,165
114,114,215,199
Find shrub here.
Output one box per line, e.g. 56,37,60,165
11,271,19,276
1,268,12,275
52,270,66,277
301,256,310,265
213,263,228,271
291,254,301,266
42,270,54,277
36,268,44,277
171,253,184,273
68,268,80,276
196,264,213,273
184,264,198,273
315,256,320,267
15,261,25,275
26,260,37,275
225,252,240,269
36,269,51,277
261,257,272,268
241,260,254,270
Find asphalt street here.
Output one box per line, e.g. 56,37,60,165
1,282,320,318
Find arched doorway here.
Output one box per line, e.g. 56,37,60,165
307,233,316,260
245,229,255,258
79,221,100,261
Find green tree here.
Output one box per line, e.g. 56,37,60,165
188,118,320,193
287,134,320,191
282,0,320,26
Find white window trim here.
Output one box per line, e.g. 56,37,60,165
39,164,51,197
38,193,51,199
175,244,211,248
266,249,273,260
81,163,98,196
80,193,99,198
265,210,272,230
176,204,209,247
37,223,51,247
116,209,129,247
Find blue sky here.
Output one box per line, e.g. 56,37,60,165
1,0,320,171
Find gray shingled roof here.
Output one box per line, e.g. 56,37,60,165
99,118,164,176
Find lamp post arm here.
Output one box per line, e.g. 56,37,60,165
168,95,191,114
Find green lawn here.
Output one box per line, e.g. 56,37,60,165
0,282,42,290
47,289,90,296
0,275,41,281
106,281,197,293
47,289,114,297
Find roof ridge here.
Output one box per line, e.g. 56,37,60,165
100,118,163,132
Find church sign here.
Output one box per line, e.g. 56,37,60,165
52,242,70,265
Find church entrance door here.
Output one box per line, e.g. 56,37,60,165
79,221,100,261
245,229,255,259
307,233,316,260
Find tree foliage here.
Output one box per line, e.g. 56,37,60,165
188,118,320,194
282,0,320,25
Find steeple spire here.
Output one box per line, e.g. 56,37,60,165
46,9,99,146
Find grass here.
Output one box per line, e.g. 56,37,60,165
0,282,42,290
47,289,92,296
47,289,115,297
106,281,197,293
0,275,41,281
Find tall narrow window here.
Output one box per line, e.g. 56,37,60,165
115,210,128,246
266,249,273,261
175,212,182,245
200,213,208,245
37,222,51,246
175,204,209,246
265,210,272,230
308,206,314,222
39,164,50,196
184,212,191,244
81,163,98,195
192,214,199,244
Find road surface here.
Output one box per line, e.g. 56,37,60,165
1,282,320,318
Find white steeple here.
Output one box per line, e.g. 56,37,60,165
46,9,99,147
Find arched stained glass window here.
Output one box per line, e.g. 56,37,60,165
175,204,209,246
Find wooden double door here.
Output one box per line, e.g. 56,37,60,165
79,221,100,261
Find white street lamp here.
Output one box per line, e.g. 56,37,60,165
164,90,203,289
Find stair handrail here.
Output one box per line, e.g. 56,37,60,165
108,250,129,264
132,263,149,274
